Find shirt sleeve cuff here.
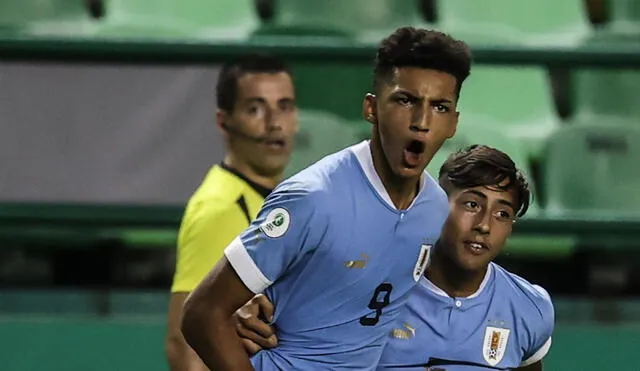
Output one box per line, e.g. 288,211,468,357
520,337,552,367
224,236,272,294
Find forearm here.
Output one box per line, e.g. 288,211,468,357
166,335,209,371
182,303,254,371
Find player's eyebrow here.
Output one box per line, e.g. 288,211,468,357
429,98,453,105
277,97,296,105
390,89,418,97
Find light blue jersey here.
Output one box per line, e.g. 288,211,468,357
225,141,449,370
378,261,554,370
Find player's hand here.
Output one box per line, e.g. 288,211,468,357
234,294,278,355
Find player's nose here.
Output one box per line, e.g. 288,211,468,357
473,210,491,234
410,106,431,133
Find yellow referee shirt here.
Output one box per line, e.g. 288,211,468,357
171,163,271,293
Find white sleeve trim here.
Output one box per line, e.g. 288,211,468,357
224,236,272,294
520,337,552,367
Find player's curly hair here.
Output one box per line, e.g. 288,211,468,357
217,53,291,112
438,145,531,218
374,27,472,96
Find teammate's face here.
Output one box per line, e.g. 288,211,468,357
439,182,517,271
364,67,459,179
221,72,298,177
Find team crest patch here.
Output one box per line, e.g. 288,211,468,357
259,207,290,238
413,244,431,281
482,326,510,366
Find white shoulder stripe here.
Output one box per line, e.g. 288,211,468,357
224,237,272,294
520,337,552,367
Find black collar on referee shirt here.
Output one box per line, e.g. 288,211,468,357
219,162,272,199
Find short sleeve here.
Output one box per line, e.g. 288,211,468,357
171,202,247,293
520,285,555,367
224,187,327,294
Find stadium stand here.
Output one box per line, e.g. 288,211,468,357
95,0,259,40
455,66,561,160
285,110,369,177
1,1,640,370
436,0,591,46
543,124,640,218
253,0,432,43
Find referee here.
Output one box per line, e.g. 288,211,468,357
165,54,298,371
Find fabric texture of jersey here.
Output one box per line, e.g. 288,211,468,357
171,164,269,293
224,140,449,370
377,261,555,370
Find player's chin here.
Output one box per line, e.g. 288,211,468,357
454,248,491,271
393,162,425,179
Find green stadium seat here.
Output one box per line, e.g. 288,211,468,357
426,119,542,217
437,0,591,46
572,68,640,125
255,0,432,43
95,0,258,40
285,110,370,178
606,0,640,36
0,0,93,36
543,124,640,218
456,66,561,160
291,62,372,121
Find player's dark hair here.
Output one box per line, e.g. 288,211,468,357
216,53,291,112
374,27,472,96
438,145,531,218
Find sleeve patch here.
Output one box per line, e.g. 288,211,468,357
259,207,290,238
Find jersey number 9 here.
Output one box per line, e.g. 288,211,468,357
359,283,393,326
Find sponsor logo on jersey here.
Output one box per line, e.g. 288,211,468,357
413,244,432,281
260,207,290,238
483,326,510,366
344,253,369,269
391,323,416,340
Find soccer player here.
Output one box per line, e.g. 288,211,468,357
165,53,298,371
236,145,555,370
180,27,472,371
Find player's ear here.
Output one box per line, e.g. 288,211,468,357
446,111,460,139
216,109,231,139
363,93,378,125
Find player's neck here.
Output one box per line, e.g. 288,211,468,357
369,140,420,210
426,247,488,298
223,154,281,190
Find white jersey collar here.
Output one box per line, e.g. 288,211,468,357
350,140,427,211
421,263,494,299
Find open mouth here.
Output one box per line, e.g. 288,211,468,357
463,241,490,255
403,140,426,167
264,138,286,149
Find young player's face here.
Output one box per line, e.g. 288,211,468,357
224,72,298,177
439,181,517,271
366,67,459,179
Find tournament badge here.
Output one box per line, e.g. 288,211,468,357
482,326,510,366
260,207,290,238
413,244,431,281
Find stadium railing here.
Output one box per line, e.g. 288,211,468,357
0,34,639,255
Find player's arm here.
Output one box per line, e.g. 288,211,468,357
166,293,208,371
166,204,243,371
181,189,326,371
183,258,256,370
519,285,555,370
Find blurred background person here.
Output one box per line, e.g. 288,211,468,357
165,53,298,371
